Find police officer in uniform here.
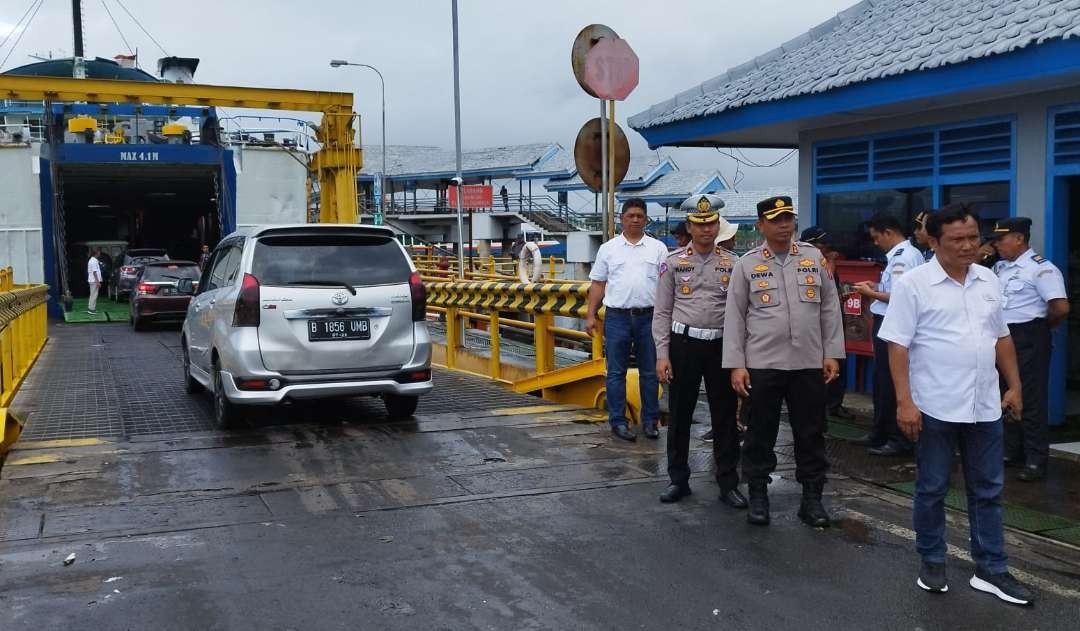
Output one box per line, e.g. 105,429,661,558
654,194,745,507
854,212,926,456
990,217,1070,481
724,196,846,527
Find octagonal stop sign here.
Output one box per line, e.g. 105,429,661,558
583,37,639,101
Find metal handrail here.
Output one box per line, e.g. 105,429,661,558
424,278,603,382
0,266,49,464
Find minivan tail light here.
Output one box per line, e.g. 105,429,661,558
233,273,261,327
409,271,426,322
136,282,155,295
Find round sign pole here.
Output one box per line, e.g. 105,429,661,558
608,99,616,236
599,99,609,240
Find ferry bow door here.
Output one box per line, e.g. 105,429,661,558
54,162,226,302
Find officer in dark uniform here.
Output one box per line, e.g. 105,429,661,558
724,196,846,527
653,194,745,507
990,217,1070,481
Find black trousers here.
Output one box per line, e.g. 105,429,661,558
1005,318,1051,468
741,368,829,485
872,314,909,446
666,334,740,490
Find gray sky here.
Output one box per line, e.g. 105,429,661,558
2,0,855,189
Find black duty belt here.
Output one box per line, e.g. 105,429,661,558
607,307,653,316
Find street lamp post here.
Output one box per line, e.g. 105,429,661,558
330,59,386,225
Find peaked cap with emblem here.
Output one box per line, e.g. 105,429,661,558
989,217,1031,240
757,195,796,220
680,193,725,224
679,194,739,242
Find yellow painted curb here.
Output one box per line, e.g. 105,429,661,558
12,437,107,450
488,404,582,416
6,453,64,466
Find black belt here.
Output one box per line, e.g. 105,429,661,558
607,306,653,316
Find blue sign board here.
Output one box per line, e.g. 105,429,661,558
56,143,222,165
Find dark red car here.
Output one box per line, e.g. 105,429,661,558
129,261,201,330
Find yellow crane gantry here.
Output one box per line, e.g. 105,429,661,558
0,74,362,223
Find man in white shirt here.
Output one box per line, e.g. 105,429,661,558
586,198,669,442
989,217,1070,481
87,247,102,315
854,212,925,456
879,203,1032,606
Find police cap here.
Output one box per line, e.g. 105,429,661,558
990,217,1032,240
800,225,827,244
680,194,725,224
757,195,796,220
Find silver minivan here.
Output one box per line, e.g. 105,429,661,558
177,224,432,427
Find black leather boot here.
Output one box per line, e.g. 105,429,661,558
747,480,770,525
798,481,830,528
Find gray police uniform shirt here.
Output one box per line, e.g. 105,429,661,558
992,248,1067,324
723,241,846,370
652,244,736,360
870,241,926,317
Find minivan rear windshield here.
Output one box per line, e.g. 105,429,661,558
142,264,201,282
252,234,411,287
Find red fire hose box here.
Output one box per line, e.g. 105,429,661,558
834,260,882,357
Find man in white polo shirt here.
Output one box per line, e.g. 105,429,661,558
87,246,102,315
879,203,1032,606
586,198,669,442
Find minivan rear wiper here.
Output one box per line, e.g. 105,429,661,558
285,280,357,295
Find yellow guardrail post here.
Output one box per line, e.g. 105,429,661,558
533,311,555,375
489,311,502,381
445,306,460,369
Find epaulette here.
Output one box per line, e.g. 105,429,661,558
1033,253,1048,264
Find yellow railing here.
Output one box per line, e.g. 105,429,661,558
0,267,49,464
424,279,650,421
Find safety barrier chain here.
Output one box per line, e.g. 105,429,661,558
425,280,593,317
0,283,49,329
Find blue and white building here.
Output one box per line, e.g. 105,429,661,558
630,0,1080,422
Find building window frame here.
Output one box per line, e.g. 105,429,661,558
811,115,1018,226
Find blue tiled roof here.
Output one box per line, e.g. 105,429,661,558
544,156,677,192
358,142,565,180
630,0,1080,131
615,170,728,203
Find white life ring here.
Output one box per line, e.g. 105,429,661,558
518,241,543,283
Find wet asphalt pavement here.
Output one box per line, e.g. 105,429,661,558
2,324,1080,630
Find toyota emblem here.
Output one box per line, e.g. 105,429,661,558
331,291,349,306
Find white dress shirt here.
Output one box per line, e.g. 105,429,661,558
589,234,669,309
87,256,101,283
878,257,1010,423
992,248,1067,324
870,240,925,316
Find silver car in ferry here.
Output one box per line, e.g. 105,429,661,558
177,224,432,428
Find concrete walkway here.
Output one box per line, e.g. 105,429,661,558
2,324,1080,629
